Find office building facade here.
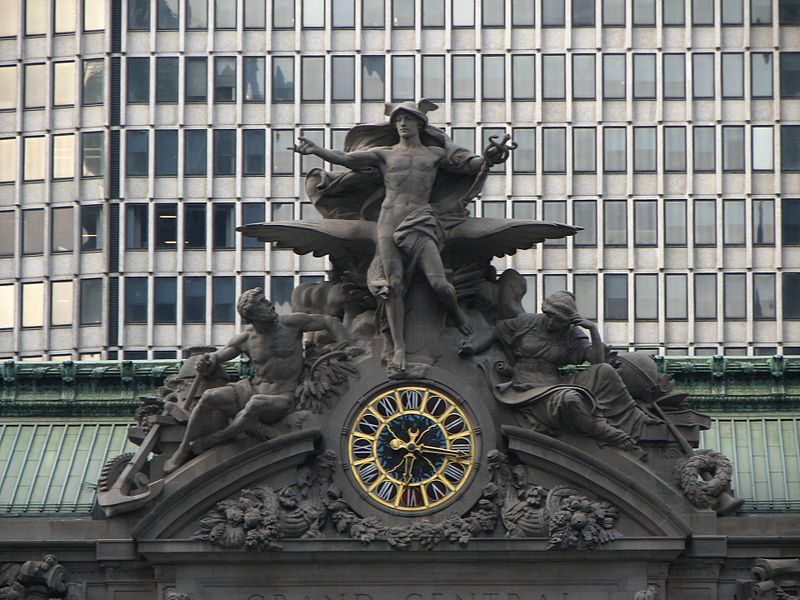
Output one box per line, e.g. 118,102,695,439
1,0,800,360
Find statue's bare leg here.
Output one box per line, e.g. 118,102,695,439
189,393,294,454
163,387,239,474
418,246,473,336
378,236,407,372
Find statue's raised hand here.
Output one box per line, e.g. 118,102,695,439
292,136,320,155
568,313,596,330
194,352,217,375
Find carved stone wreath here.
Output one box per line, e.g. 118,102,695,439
675,449,735,509
193,449,621,551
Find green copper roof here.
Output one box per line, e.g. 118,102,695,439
0,421,133,514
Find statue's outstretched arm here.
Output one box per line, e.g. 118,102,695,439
292,137,382,171
284,312,350,344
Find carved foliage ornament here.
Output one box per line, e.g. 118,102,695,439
194,450,620,551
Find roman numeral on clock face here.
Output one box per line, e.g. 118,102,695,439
358,461,379,484
444,463,466,483
376,396,398,417
401,389,422,410
351,437,373,460
376,480,397,501
426,480,447,501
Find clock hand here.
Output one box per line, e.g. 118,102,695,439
418,445,470,458
402,453,416,483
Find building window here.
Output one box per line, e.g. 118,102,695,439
633,54,656,99
125,204,148,250
215,0,236,27
183,204,206,249
452,56,475,101
301,56,325,102
542,128,566,174
781,53,800,98
242,204,265,249
362,56,385,101
21,282,44,328
665,274,688,320
603,0,625,24
213,277,236,322
52,134,75,179
603,127,626,172
80,278,102,325
543,201,566,246
722,126,745,172
332,56,355,102
783,273,800,318
573,128,596,172
156,57,178,103
693,126,716,172
186,0,208,28
604,200,627,246
694,273,717,319
753,273,776,319
125,278,148,323
664,0,685,23
782,126,800,171
127,58,150,103
154,277,177,323
55,0,76,33
722,0,744,22
694,200,716,245
572,54,595,100
185,58,208,102
271,56,295,103
634,0,656,23
80,205,103,251
184,130,207,176
573,201,597,246
183,277,206,323
0,212,12,256
664,200,687,246
243,130,265,176
724,273,746,318
24,64,46,109
273,0,295,27
752,53,774,97
363,0,385,27
23,136,45,181
752,199,775,245
605,274,628,320
542,55,566,100
0,66,16,110
53,62,76,106
634,200,657,246
155,204,178,248
693,0,714,23
128,0,150,29
752,127,774,171
214,58,236,102
482,56,505,100
483,0,505,25
155,130,178,177
243,0,265,27
23,210,44,255
573,0,595,25
663,54,686,98
214,204,235,249
542,0,565,25
752,0,772,22
392,56,415,101
242,57,267,104
692,54,715,98
574,275,597,319
299,129,324,175
214,130,236,176
51,281,74,326
25,0,47,35
84,0,106,30
521,275,537,313
421,0,445,25
272,130,294,175
52,207,74,253
82,59,104,105
664,127,686,172
393,0,415,26
635,274,658,320
512,128,535,173
782,199,800,245
126,130,149,177
157,0,179,29
333,0,355,27
722,53,744,98
633,127,657,172
422,56,445,101
81,132,104,177
603,55,626,99
543,275,567,298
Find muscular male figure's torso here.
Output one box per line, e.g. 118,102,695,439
374,145,445,236
238,322,305,394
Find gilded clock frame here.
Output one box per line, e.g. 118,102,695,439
346,384,477,513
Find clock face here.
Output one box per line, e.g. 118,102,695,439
346,385,476,513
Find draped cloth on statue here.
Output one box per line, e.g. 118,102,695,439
486,313,651,444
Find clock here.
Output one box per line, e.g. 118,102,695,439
346,384,476,513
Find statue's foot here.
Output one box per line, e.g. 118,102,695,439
389,349,406,373
163,449,189,475
188,432,226,455
455,311,473,336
